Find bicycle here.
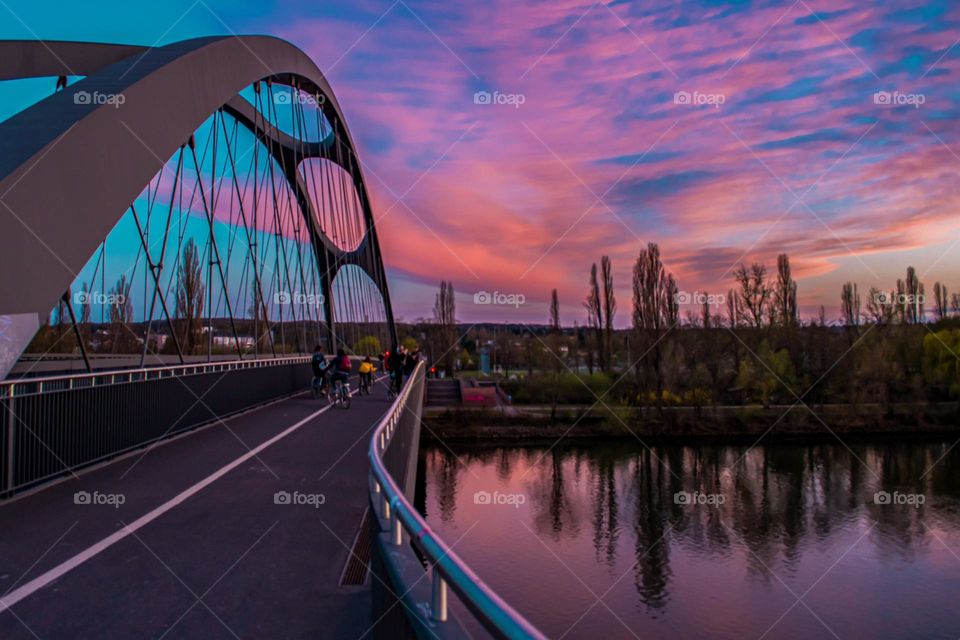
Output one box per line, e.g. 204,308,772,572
386,372,397,401
359,372,373,395
311,373,329,399
328,378,352,409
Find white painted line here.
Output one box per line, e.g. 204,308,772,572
0,399,341,613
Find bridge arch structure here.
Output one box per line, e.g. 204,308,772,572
0,37,396,379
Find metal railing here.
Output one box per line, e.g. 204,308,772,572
1,355,311,399
368,362,548,640
2,355,313,496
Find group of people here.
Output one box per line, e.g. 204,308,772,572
382,345,420,395
311,346,352,396
309,343,423,399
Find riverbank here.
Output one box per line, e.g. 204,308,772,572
422,402,960,442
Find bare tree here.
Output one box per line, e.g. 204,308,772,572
773,254,798,326
248,280,271,355
176,238,205,355
548,288,562,420
840,282,860,326
632,242,676,411
933,282,948,321
600,255,616,371
734,262,770,328
951,292,960,316
725,288,739,328
583,263,602,373
550,289,560,332
433,280,457,375
866,286,893,324
903,266,922,324
109,274,135,352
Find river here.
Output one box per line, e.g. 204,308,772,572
416,439,960,639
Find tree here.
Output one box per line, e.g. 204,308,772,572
933,282,948,321
600,256,616,371
246,280,272,355
176,238,205,355
904,266,922,324
866,286,893,324
632,242,676,412
548,288,562,420
550,289,560,332
109,274,135,353
734,262,770,328
583,263,602,373
354,335,382,357
773,254,798,326
840,282,860,327
433,281,457,375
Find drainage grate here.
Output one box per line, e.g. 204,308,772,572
339,508,372,586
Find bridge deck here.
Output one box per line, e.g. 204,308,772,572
0,377,391,639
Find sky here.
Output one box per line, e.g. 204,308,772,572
2,0,960,327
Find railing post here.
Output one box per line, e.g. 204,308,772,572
392,511,403,546
432,569,448,622
5,389,15,494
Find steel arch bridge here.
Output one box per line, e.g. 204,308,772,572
0,37,396,379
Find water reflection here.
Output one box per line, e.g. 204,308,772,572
419,440,960,639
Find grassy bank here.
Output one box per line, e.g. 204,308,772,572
422,403,960,442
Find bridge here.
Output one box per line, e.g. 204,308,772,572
0,38,545,639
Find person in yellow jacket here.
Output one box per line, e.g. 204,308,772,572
358,356,377,394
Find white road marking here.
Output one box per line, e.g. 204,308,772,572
0,396,347,613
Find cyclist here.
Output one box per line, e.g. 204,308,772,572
330,348,352,398
387,346,404,395
358,356,376,393
310,345,330,397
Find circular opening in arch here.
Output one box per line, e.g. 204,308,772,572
299,158,368,253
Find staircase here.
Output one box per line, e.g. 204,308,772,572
425,378,461,407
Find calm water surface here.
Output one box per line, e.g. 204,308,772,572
416,440,960,639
